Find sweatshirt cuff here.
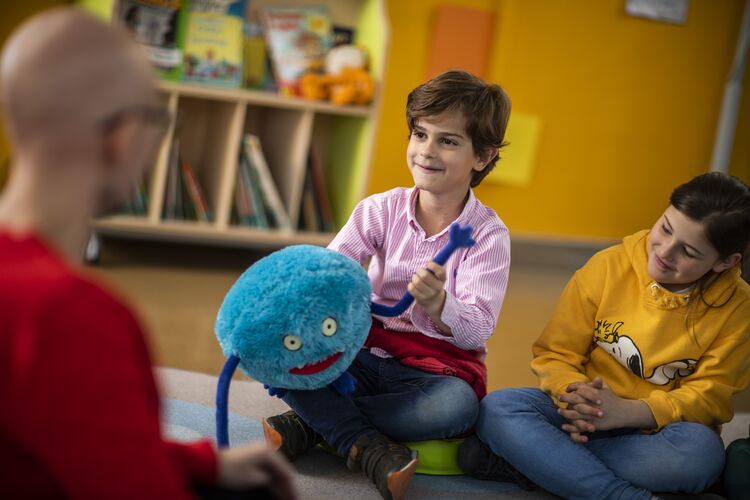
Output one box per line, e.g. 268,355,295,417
640,392,675,430
165,439,218,485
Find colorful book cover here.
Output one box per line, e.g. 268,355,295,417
181,160,212,221
182,0,245,86
243,21,273,90
263,6,333,95
115,0,186,81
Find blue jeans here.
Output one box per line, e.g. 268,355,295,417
282,349,479,457
476,388,725,500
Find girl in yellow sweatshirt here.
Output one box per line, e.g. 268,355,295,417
458,172,750,500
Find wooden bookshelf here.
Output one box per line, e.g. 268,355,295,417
94,0,388,252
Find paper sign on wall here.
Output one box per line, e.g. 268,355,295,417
625,0,690,25
486,112,542,187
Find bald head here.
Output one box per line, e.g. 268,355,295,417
0,7,157,148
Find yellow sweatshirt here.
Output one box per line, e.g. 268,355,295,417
531,230,750,430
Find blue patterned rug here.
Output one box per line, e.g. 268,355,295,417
159,375,552,500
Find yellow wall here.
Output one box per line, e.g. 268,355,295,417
0,1,70,189
370,0,747,239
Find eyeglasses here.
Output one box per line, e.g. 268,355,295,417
99,104,173,137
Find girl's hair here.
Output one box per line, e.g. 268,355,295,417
671,172,750,312
405,70,511,187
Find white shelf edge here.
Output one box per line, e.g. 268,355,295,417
158,81,374,118
93,217,335,249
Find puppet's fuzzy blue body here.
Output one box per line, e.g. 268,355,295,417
215,245,372,390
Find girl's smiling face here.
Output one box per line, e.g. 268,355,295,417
647,205,735,291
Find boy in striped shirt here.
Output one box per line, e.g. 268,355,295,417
264,70,512,500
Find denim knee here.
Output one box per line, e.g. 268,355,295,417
479,387,547,421
657,422,725,492
412,377,478,435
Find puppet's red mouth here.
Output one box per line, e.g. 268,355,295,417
289,351,343,375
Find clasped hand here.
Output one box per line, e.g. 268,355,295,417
557,377,625,444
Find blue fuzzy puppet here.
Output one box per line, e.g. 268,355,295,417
215,223,475,447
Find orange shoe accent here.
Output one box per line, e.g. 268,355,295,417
262,418,282,451
386,452,418,500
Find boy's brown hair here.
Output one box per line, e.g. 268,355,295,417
406,70,511,187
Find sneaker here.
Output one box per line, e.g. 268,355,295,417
262,410,322,461
346,433,418,500
457,434,535,491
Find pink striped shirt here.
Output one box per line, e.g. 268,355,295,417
328,186,511,353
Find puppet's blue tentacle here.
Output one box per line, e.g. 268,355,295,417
216,354,241,448
331,371,357,395
370,223,475,317
370,293,414,316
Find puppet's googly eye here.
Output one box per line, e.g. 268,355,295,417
283,335,303,351
321,317,337,337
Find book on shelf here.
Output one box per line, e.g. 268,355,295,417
299,168,320,232
332,25,354,47
262,5,333,95
233,153,254,226
182,0,245,86
234,148,270,229
307,146,334,232
243,21,275,91
163,138,180,219
162,137,212,221
181,159,212,221
120,177,149,216
114,0,186,81
242,135,291,229
131,177,150,215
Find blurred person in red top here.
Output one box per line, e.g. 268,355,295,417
0,7,296,500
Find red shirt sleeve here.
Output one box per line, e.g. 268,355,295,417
7,277,217,499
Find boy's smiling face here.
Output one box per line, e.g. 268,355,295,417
406,110,488,197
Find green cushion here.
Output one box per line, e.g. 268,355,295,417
402,438,465,476
317,437,466,476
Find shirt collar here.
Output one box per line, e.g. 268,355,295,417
406,186,477,238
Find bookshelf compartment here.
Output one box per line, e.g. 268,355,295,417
243,105,313,227
311,114,373,227
168,96,245,227
93,0,388,251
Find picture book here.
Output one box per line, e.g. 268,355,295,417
243,21,275,90
182,0,245,86
114,0,185,81
263,6,333,95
